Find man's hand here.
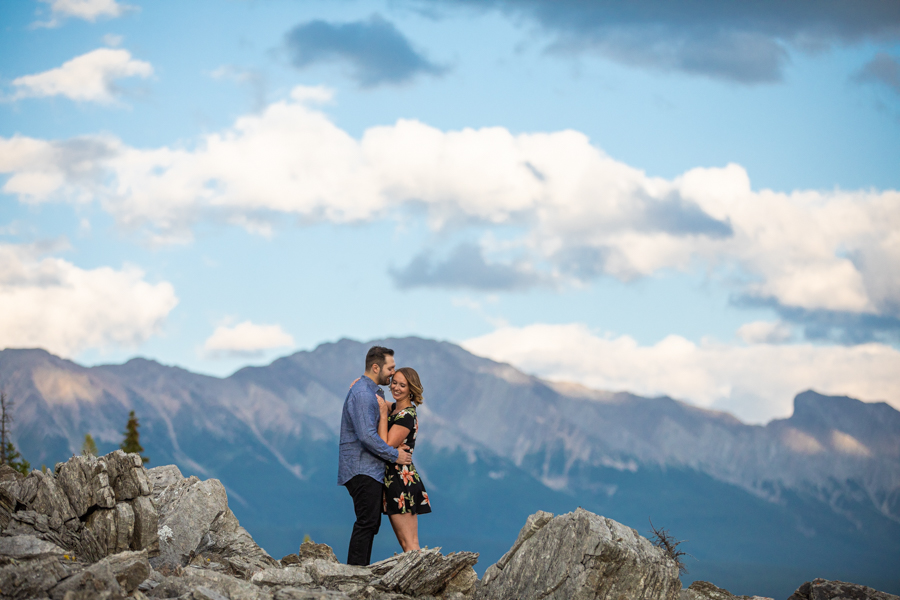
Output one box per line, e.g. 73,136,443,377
396,446,412,465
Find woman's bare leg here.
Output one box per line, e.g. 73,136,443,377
388,513,419,552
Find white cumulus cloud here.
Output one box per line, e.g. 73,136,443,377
736,320,794,344
462,323,900,424
36,0,129,26
0,86,898,325
0,242,178,357
203,321,295,358
11,48,152,103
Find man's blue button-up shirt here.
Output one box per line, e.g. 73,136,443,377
338,375,399,485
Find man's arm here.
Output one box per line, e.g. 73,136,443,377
348,391,401,463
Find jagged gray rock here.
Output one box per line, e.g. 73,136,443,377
682,581,773,600
297,540,339,564
0,450,158,565
150,469,277,578
273,589,349,600
147,464,185,496
50,549,151,599
251,566,314,587
788,578,900,600
106,450,152,501
378,548,479,597
481,510,551,582
0,554,82,600
442,566,478,600
181,566,273,600
305,558,373,593
0,534,67,559
131,494,160,554
56,454,117,517
476,508,681,600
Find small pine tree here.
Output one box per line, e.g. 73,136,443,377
0,391,30,475
4,441,30,476
82,433,98,456
121,410,149,464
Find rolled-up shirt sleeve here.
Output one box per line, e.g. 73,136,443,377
349,391,399,463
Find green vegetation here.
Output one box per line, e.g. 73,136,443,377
0,391,30,475
82,433,98,456
121,410,149,464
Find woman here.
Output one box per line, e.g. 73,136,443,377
377,367,431,552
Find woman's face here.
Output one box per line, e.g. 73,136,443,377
390,371,410,402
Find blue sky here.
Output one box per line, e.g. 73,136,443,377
1,0,899,423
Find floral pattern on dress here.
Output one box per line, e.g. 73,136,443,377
382,403,431,516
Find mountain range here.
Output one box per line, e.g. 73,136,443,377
1,337,898,598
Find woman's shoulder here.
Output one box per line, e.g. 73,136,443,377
395,405,417,419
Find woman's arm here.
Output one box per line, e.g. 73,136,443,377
385,424,411,448
377,397,389,443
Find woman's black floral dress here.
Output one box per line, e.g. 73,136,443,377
383,404,431,515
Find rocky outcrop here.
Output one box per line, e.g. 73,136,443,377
682,580,773,600
788,579,900,600
2,454,897,600
149,464,279,578
0,450,158,564
477,508,682,600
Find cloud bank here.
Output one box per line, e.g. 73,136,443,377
462,322,900,424
853,53,900,95
203,321,295,358
285,15,446,87
0,86,898,341
11,48,153,103
421,0,900,83
0,243,178,357
36,0,130,27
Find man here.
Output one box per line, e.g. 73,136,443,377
338,345,412,566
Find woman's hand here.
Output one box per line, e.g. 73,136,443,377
378,396,389,418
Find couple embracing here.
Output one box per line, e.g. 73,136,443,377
337,346,432,566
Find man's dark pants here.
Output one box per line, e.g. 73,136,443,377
345,474,383,566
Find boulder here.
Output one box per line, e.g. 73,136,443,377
788,579,900,600
50,549,151,599
181,566,274,600
682,581,773,600
305,558,373,593
5,509,80,552
476,508,681,600
82,504,136,559
281,553,302,567
56,454,116,517
272,590,350,600
152,475,230,569
130,494,160,555
298,540,339,564
442,566,478,599
377,548,479,597
251,566,315,588
151,473,276,578
0,555,80,600
106,450,152,501
192,504,280,578
0,534,67,560
28,470,77,530
146,464,185,499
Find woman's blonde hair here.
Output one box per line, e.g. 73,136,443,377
395,367,424,405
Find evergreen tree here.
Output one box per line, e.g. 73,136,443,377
82,433,98,456
4,441,30,476
0,391,30,475
121,411,149,464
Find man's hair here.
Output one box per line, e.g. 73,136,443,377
365,346,394,372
